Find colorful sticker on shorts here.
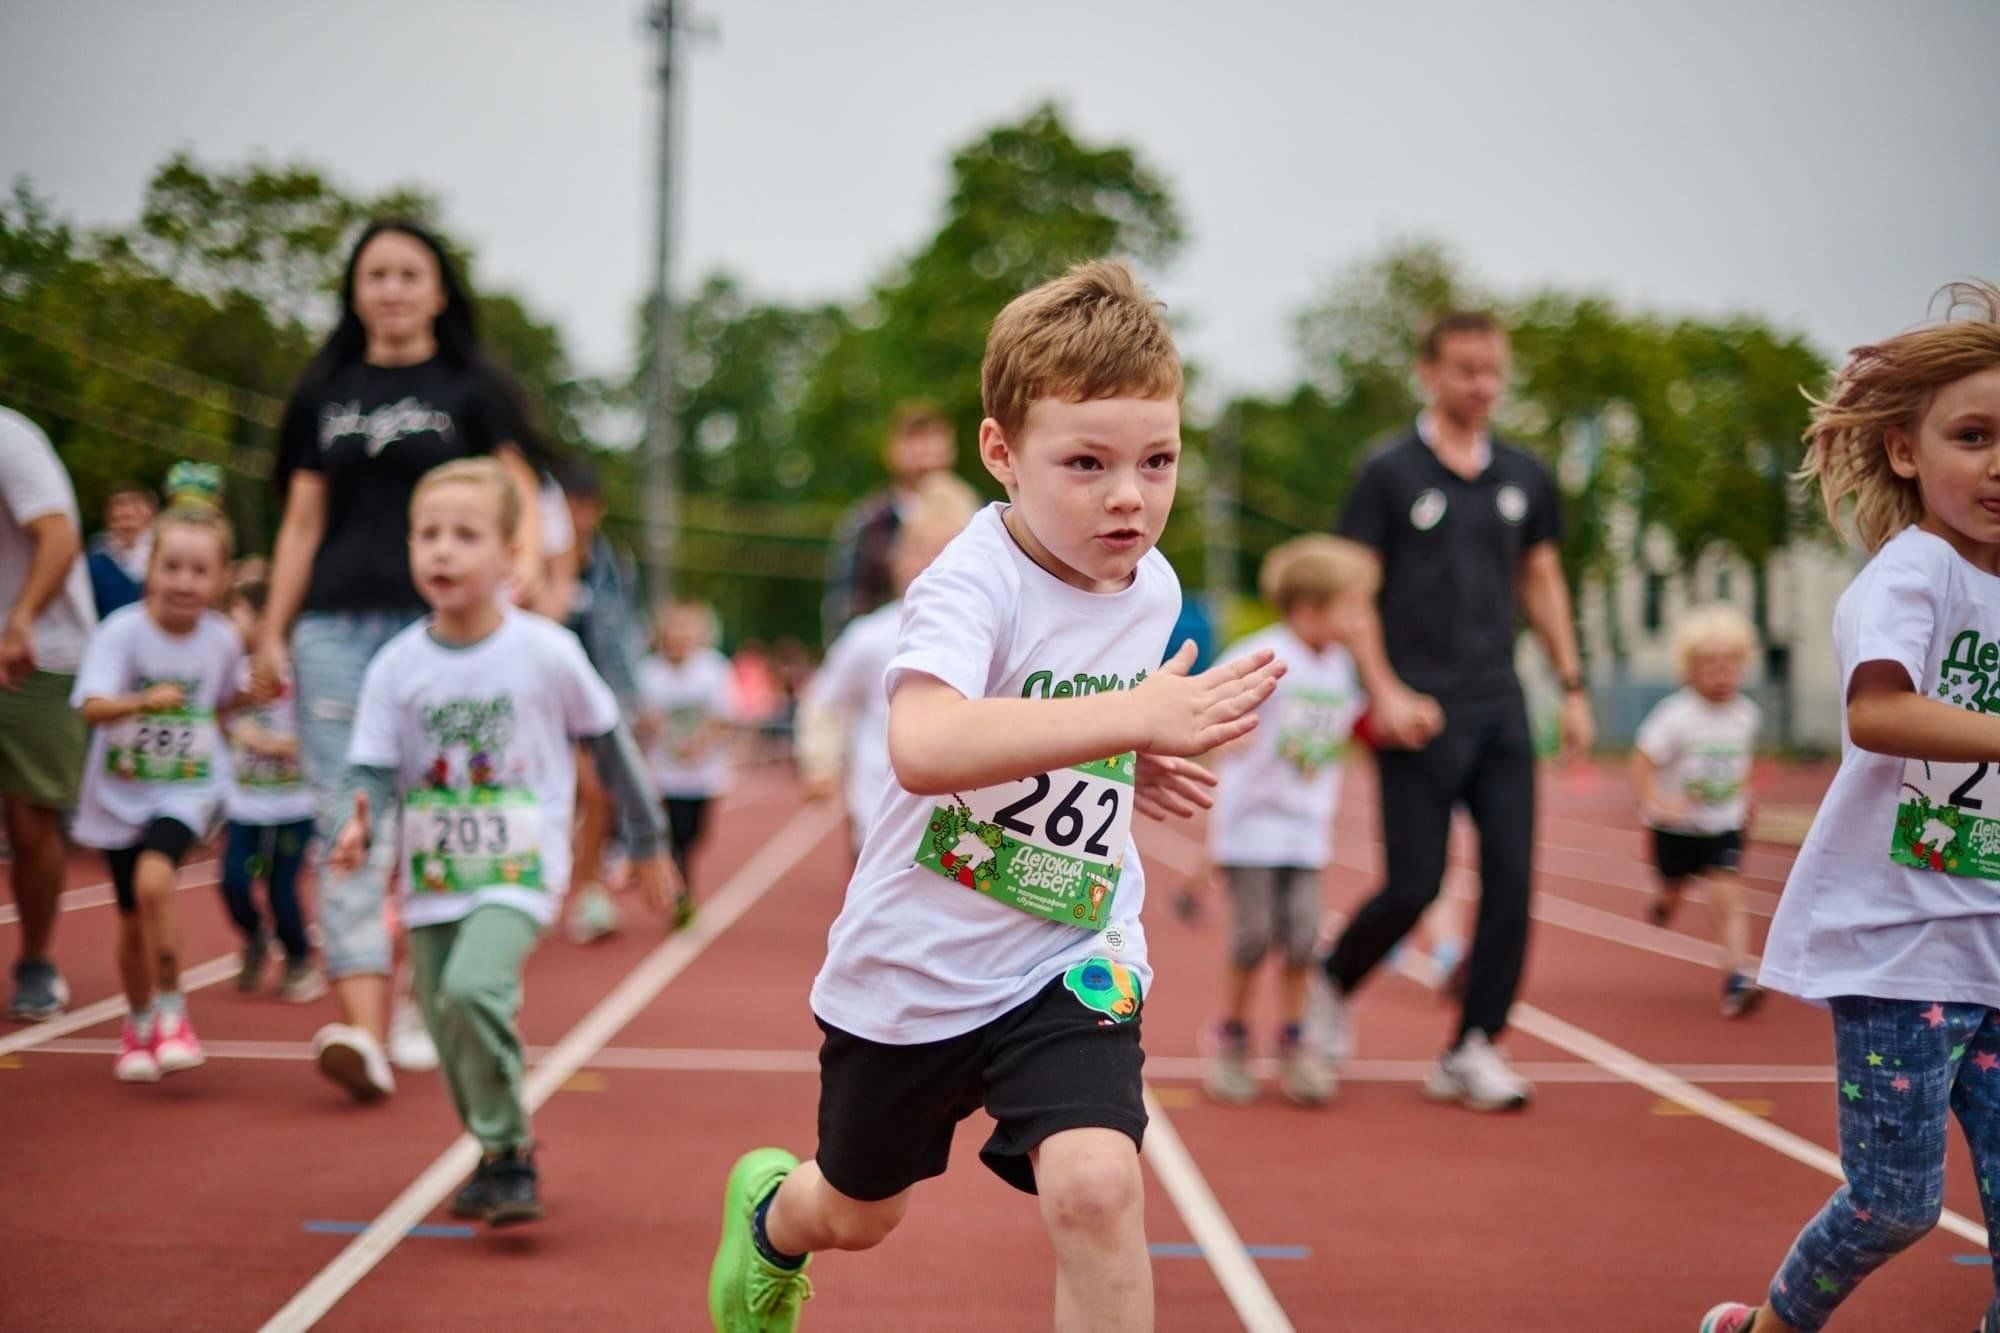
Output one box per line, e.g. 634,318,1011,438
912,753,1135,930
1063,956,1142,1024
403,786,544,894
106,709,216,783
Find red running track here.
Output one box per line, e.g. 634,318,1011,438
1,759,1992,1331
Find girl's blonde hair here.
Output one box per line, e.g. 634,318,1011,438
1802,280,2000,553
151,505,236,567
409,458,522,540
1674,603,1757,679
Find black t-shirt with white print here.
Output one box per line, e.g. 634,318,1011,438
281,357,525,614
1336,430,1562,702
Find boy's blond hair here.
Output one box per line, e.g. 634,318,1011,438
409,458,522,540
151,504,236,566
1674,603,1757,678
980,259,1182,440
1802,280,2000,553
1258,535,1378,613
895,472,981,551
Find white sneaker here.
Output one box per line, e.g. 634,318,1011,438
388,1000,439,1073
567,884,620,944
1423,1031,1532,1111
312,1023,395,1101
1302,968,1354,1063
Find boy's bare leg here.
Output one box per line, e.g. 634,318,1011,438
1703,870,1752,975
764,1158,911,1254
1279,964,1310,1026
132,851,181,990
1034,1128,1151,1333
332,974,390,1042
116,914,150,1011
1223,964,1256,1026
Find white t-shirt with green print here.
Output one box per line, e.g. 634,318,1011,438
1761,526,2000,1010
1207,623,1364,869
1634,688,1759,836
810,503,1180,1045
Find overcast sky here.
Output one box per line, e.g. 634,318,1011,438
3,0,1995,409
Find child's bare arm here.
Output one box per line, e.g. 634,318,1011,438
1848,661,2000,760
888,642,1284,796
80,681,184,725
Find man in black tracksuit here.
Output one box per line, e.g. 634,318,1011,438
1323,311,1593,1111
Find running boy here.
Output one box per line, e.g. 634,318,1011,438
797,472,982,853
707,260,1285,1332
326,459,673,1225
637,600,734,928
219,580,323,1001
72,504,246,1081
1702,281,2000,1333
1203,535,1370,1107
1630,603,1763,1019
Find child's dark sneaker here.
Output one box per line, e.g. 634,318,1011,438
450,1157,498,1220
236,932,270,993
673,890,698,932
484,1149,543,1227
1720,973,1765,1019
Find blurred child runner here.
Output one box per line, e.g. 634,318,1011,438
1630,603,1764,1019
707,259,1285,1332
1202,535,1370,1107
797,471,982,853
637,600,734,929
327,458,673,1225
71,497,249,1081
1701,281,2000,1333
219,579,323,1001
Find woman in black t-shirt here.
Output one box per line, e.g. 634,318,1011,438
254,219,543,1101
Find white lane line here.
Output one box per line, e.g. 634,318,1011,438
1511,1002,1987,1247
258,802,841,1333
0,861,222,926
1140,1088,1295,1333
0,951,238,1057
18,1038,1844,1089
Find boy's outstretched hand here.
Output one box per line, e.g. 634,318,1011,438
1133,753,1216,821
328,791,371,876
631,853,682,917
1132,641,1286,757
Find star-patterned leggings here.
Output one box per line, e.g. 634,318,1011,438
1767,996,2000,1331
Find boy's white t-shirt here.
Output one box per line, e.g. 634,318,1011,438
637,648,735,798
810,504,1181,1045
348,611,621,930
1634,689,1761,836
223,660,318,826
69,605,242,847
1208,624,1364,869
803,600,902,839
1761,526,2000,1009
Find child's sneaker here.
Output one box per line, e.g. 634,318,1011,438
152,1008,204,1074
567,884,620,944
312,1023,396,1101
1303,967,1354,1062
388,998,439,1072
236,931,270,993
673,890,698,933
1424,1031,1531,1111
275,959,328,1004
8,957,69,1021
709,1148,813,1333
483,1150,543,1227
450,1157,499,1220
1277,1038,1336,1107
1204,1025,1258,1105
1721,973,1766,1019
1698,1302,1756,1332
113,1017,160,1083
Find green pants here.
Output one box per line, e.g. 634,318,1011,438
407,905,542,1154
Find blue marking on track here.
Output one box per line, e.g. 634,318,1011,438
1953,1254,1990,1265
303,1220,476,1239
1149,1242,1309,1260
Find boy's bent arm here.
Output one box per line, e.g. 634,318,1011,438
889,676,1148,796
1848,660,2000,761
584,723,669,861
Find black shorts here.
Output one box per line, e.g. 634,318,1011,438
104,817,199,915
813,964,1148,1200
1652,828,1743,884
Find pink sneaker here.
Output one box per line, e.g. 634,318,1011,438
152,1008,205,1074
1699,1303,1756,1332
114,1018,160,1082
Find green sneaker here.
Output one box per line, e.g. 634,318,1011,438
674,891,698,932
708,1148,812,1332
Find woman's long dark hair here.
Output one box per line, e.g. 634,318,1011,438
275,218,540,491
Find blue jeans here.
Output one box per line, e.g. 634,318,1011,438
293,610,421,980
219,818,314,961
1768,996,2000,1331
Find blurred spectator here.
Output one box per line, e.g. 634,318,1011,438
729,638,782,728
821,401,957,640
85,479,156,617
0,405,96,1021
1170,594,1216,673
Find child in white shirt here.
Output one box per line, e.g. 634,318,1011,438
72,505,247,1082
1702,282,2000,1333
707,260,1285,1333
797,472,982,854
636,600,735,928
1631,603,1763,1018
327,459,673,1227
1203,536,1371,1107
